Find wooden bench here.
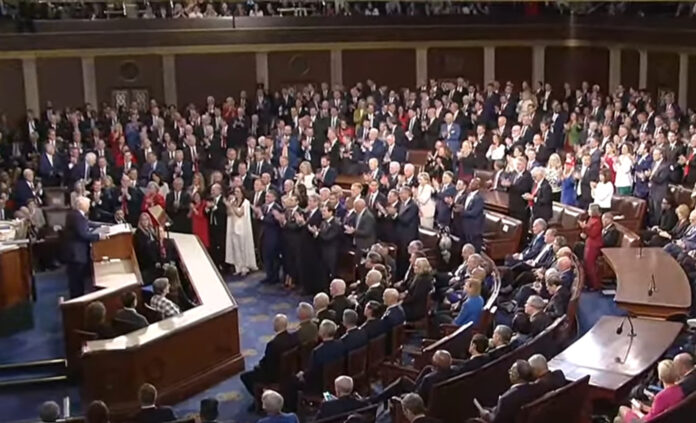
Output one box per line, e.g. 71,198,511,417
515,375,591,423
649,389,696,423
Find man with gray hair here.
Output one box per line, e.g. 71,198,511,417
63,195,106,298
528,353,566,393
355,269,385,309
315,375,366,420
329,279,355,324
313,292,337,324
340,309,368,352
296,302,318,345
489,325,515,359
258,390,298,423
348,197,376,251
295,319,345,402
514,295,552,337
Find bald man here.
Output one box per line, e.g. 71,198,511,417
373,350,454,404
64,196,106,298
349,198,377,251
240,314,298,400
675,352,696,396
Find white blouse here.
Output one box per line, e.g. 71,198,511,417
592,181,614,209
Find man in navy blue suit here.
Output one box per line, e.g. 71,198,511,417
14,169,42,208
38,143,63,187
63,196,106,298
458,178,486,252
317,155,337,188
393,187,420,279
259,190,283,284
504,219,547,267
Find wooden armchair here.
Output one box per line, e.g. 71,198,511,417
142,303,162,323
515,375,590,423
314,403,379,423
253,346,300,412
298,357,346,419
346,346,368,395
366,334,386,380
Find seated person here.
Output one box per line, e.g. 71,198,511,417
373,350,454,404
84,301,115,340
297,319,346,394
240,314,298,399
382,288,406,330
351,269,386,312
502,228,557,288
664,209,696,258
401,257,435,322
433,278,484,327
543,274,571,320
399,393,440,423
601,212,621,248
340,309,368,352
487,325,515,359
314,292,337,324
617,359,684,422
150,278,181,319
642,203,689,247
453,334,491,375
295,302,319,346
258,390,299,423
504,219,547,267
512,295,552,338
329,279,356,324
360,300,386,340
446,251,483,293
113,291,149,335
476,360,539,423
528,354,566,393
675,352,696,396
315,376,366,420
438,243,477,288
133,383,176,423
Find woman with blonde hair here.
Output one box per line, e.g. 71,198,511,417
415,172,436,229
297,161,317,196
401,257,434,322
617,360,684,422
546,153,563,202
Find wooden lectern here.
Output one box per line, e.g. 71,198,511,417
147,205,169,228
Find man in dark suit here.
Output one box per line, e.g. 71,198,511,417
394,187,419,279
340,309,368,352
504,219,547,267
14,169,41,208
134,383,176,423
113,291,149,334
477,360,539,423
503,157,533,234
140,152,169,186
374,350,454,404
300,319,346,394
527,168,553,223
63,196,105,298
240,314,298,397
513,295,553,337
381,288,406,331
315,375,367,420
360,300,386,339
528,354,566,395
453,334,490,375
577,154,599,210
258,190,283,285
168,151,193,187
205,183,227,271
329,279,355,324
117,174,143,227
165,178,191,233
38,143,63,187
601,213,621,248
348,199,376,251
315,206,342,289
458,178,485,252
400,393,440,423
649,147,671,226
317,155,337,188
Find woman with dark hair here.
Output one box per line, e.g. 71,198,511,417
580,204,604,291
189,191,210,248
85,400,110,423
133,212,163,284
84,301,114,340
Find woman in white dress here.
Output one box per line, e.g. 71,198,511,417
297,161,317,196
225,186,257,276
415,172,436,229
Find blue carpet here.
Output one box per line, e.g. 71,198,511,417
0,270,623,422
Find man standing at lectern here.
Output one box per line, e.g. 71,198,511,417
64,196,106,298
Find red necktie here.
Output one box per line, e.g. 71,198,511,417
529,184,538,207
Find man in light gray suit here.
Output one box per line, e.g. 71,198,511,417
346,199,376,251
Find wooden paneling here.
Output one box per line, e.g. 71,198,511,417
175,53,256,108
268,50,330,91
647,51,679,97
37,57,83,110
620,49,640,90
544,47,609,91
428,47,483,85
688,56,696,110
343,49,416,89
495,46,532,88
0,59,26,124
95,55,164,107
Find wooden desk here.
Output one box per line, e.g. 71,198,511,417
549,316,683,402
60,233,142,375
602,248,691,319
0,243,33,336
80,233,244,419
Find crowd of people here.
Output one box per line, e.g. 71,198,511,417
4,58,696,420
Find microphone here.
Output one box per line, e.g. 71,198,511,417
648,274,656,296
615,315,638,363
616,317,626,335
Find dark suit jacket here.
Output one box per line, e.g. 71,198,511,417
330,295,354,324
415,366,454,404
360,318,385,339
258,330,298,379
134,406,176,423
13,179,36,208
113,308,149,332
165,190,192,233
382,305,406,330
531,179,553,222
396,199,419,246
529,311,553,336
316,308,337,326
545,286,570,320
453,354,490,375
63,210,100,264
491,382,540,423
601,224,621,248
402,275,433,322
460,192,485,238
521,233,545,261
306,339,346,392
340,327,368,352
315,395,367,420
534,369,566,395
507,172,533,219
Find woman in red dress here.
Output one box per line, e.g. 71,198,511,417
189,191,210,248
337,119,355,144
580,203,604,291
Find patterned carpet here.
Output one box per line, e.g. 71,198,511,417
0,270,310,423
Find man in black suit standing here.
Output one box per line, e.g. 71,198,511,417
526,167,553,223
113,291,149,334
313,205,342,289
205,183,227,271
165,178,191,233
258,190,283,285
502,157,533,235
316,376,366,420
477,360,539,423
458,178,485,252
63,196,106,298
649,147,671,226
393,187,419,279
240,314,298,398
133,383,176,423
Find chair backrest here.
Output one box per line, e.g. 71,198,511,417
278,346,300,380
347,346,368,378
299,341,318,371
649,389,696,423
322,357,347,394
419,322,474,367
388,324,405,360
74,329,97,344
366,334,386,374
515,375,590,423
112,317,141,336
142,303,163,323
314,403,380,423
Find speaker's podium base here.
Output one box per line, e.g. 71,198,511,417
0,301,33,337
